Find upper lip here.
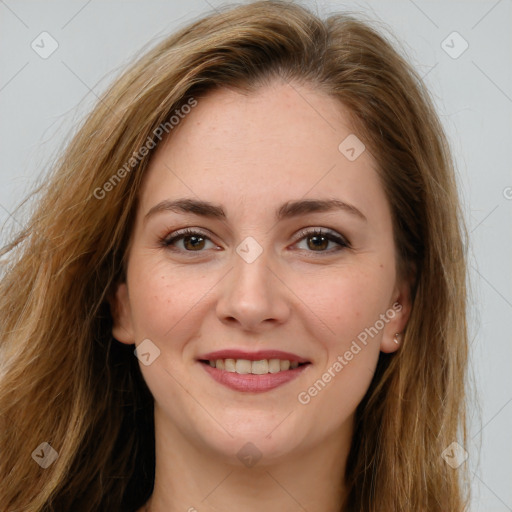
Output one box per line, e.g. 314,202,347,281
198,349,310,364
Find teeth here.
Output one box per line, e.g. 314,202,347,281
224,359,236,372
207,358,304,374
235,359,252,374
269,359,281,373
251,359,268,374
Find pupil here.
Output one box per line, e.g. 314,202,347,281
308,235,327,251
185,236,204,250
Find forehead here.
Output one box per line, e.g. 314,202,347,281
139,81,390,226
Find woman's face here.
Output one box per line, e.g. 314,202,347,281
112,80,411,464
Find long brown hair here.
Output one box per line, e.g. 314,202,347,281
0,1,471,510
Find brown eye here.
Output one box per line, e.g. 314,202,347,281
306,234,329,251
182,234,206,251
295,228,350,253
162,228,216,252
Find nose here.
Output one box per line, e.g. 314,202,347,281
216,246,291,333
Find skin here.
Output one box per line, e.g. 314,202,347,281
112,80,411,512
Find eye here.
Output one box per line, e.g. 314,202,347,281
160,227,350,255
161,228,218,252
293,228,350,253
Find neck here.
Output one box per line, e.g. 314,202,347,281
145,407,352,512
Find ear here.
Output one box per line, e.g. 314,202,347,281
380,276,413,354
109,282,136,345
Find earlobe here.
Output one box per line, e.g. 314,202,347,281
109,282,135,345
380,281,413,354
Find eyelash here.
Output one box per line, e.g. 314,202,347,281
160,227,350,256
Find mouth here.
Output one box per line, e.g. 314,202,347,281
199,358,310,374
197,350,311,392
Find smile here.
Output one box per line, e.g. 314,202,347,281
197,349,311,392
202,358,307,374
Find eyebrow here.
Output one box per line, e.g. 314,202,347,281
144,197,367,223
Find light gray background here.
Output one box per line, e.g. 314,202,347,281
1,1,511,510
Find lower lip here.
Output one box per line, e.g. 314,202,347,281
200,362,310,392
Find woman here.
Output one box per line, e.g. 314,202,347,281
0,1,470,511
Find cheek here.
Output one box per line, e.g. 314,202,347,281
293,263,394,348
293,267,390,425
126,255,200,341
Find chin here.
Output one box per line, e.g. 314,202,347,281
204,417,309,464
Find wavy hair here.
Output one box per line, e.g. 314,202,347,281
0,1,470,510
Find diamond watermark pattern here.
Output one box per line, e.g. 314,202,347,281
338,134,366,161
31,442,59,468
134,338,161,366
236,236,263,264
441,31,469,59
31,31,59,59
441,441,468,469
237,441,263,468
